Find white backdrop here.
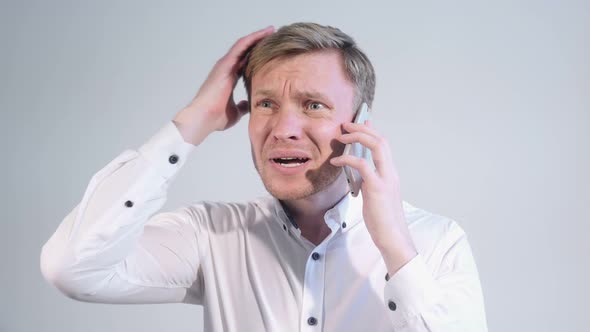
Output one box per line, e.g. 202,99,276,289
1,0,588,331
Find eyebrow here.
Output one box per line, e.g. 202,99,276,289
253,89,333,104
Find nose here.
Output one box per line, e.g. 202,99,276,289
270,108,303,141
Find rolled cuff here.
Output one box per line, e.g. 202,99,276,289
138,121,196,180
383,254,442,328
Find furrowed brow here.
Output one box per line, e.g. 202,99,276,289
253,89,276,98
297,90,325,100
253,89,332,104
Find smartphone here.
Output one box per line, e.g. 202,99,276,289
343,102,373,197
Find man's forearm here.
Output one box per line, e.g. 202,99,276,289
172,104,214,146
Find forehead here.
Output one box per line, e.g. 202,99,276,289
251,50,355,102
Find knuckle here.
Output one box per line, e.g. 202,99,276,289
353,158,365,168
359,159,370,170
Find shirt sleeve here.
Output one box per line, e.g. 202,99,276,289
40,121,207,305
382,225,488,331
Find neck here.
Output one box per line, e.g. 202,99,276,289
280,172,350,244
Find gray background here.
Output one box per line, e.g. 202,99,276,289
1,0,588,331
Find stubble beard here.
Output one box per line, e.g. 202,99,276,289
254,157,344,201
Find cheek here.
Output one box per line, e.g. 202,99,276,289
314,124,344,155
248,116,267,154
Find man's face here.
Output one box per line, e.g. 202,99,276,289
248,50,356,200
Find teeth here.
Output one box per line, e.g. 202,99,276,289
274,157,307,161
281,162,303,167
273,157,308,167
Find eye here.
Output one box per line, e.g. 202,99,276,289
307,102,326,111
258,100,273,108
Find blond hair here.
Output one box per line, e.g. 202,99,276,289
242,22,376,111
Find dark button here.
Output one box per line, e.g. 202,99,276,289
283,224,287,231
307,317,317,326
124,200,134,208
168,154,179,164
385,272,390,281
312,252,320,260
342,222,347,229
388,300,397,311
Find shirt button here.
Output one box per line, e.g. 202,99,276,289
307,317,317,326
168,154,179,164
283,224,287,231
312,252,320,260
388,300,397,311
342,222,347,229
124,200,134,208
385,272,390,281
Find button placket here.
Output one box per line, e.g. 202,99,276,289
299,227,339,331
300,246,325,330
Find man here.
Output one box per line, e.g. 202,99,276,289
41,22,488,331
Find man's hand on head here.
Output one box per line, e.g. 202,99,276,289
173,26,275,146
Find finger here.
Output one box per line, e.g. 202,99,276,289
341,122,394,174
330,154,379,186
237,55,249,76
342,121,379,137
236,100,249,114
227,26,275,61
335,131,393,178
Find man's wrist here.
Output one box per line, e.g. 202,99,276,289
380,243,418,277
172,106,215,146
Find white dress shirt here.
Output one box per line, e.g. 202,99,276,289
40,121,488,332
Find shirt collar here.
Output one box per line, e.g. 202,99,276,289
323,191,363,233
270,191,364,234
269,192,420,234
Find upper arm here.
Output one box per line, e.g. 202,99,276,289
43,205,209,305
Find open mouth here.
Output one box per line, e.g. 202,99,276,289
271,157,310,168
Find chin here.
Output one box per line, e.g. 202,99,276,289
259,165,344,201
264,181,316,200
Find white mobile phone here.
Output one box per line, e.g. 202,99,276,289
343,102,373,197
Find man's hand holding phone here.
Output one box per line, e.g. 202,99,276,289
173,26,275,146
330,110,419,277
342,103,372,197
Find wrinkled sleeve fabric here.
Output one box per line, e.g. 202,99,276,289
40,121,206,305
382,223,488,331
